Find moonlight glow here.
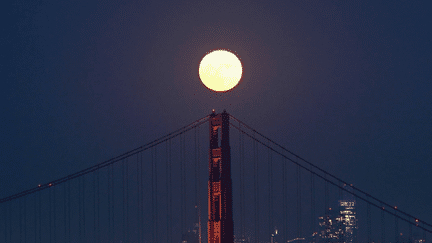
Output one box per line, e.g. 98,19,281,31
199,50,243,92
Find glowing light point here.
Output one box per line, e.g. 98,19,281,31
199,50,243,92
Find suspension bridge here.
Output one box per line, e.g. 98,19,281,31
0,110,430,243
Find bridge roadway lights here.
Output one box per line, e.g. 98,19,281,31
208,110,234,243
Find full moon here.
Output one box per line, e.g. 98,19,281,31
199,49,243,92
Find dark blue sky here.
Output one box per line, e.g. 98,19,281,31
1,0,431,230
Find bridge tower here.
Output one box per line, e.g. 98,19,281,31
208,110,234,243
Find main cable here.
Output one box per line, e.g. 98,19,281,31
229,114,432,228
230,121,432,233
0,115,210,204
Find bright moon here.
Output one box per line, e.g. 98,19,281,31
199,50,243,92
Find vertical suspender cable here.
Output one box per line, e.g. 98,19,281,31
240,125,245,239
253,132,259,243
123,159,126,243
395,210,399,243
8,200,11,243
93,171,96,243
311,165,315,236
108,164,111,242
126,157,129,243
270,145,273,236
19,198,22,243
79,177,81,242
140,152,144,243
154,147,159,242
241,127,245,239
169,139,173,243
138,153,141,243
382,207,385,243
239,123,243,238
194,127,198,225
20,198,22,243
65,182,68,243
325,176,329,215
283,157,287,243
97,169,100,243
35,193,37,243
197,126,202,243
24,196,27,243
194,127,198,234
297,164,301,238
111,165,114,241
367,200,371,243
151,148,154,243
39,190,41,243
49,187,52,243
3,203,5,243
82,177,85,241
9,200,12,243
53,186,56,243
182,134,186,235
268,144,271,237
112,164,115,242
4,202,7,242
409,222,413,243
180,135,184,235
67,180,70,243
167,140,170,243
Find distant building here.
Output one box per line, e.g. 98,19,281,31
318,208,345,242
337,199,358,243
318,185,358,243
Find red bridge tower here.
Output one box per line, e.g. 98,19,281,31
208,110,234,243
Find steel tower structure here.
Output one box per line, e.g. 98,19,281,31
208,110,234,243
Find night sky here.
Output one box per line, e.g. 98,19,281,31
1,0,431,237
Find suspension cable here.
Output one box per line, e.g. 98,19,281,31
230,121,432,233
229,114,432,228
0,115,210,204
